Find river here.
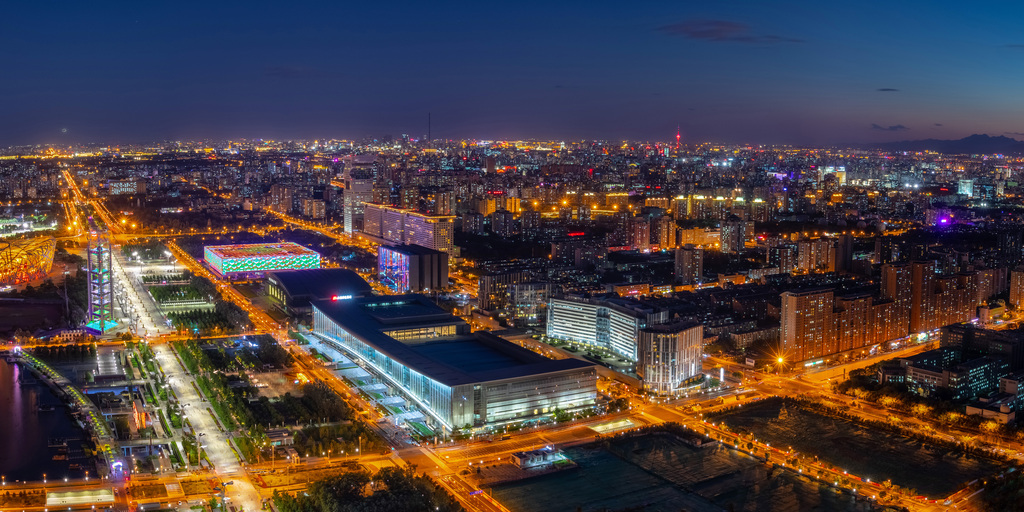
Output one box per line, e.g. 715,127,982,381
0,359,90,482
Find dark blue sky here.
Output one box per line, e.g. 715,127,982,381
4,1,1024,146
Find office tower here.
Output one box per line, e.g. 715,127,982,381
404,211,455,255
364,203,455,255
547,295,667,361
674,244,703,285
343,169,374,234
638,322,703,395
958,179,975,197
780,288,834,362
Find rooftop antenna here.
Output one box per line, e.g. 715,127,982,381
428,112,432,143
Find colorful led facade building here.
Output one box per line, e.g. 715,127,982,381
378,244,448,293
204,242,321,278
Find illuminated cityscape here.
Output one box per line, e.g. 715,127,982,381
4,2,1024,512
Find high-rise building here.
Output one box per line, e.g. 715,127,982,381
958,179,975,197
780,288,834,362
343,170,374,234
363,203,455,255
880,263,912,339
769,245,797,273
490,210,516,238
508,282,550,328
836,234,854,273
797,238,836,273
520,210,541,239
461,212,485,235
269,184,294,213
720,218,745,253
1010,269,1024,309
547,296,668,361
835,293,871,353
674,244,703,285
631,217,651,252
653,215,676,249
378,244,449,293
910,260,939,333
638,321,703,395
301,198,325,219
404,211,455,255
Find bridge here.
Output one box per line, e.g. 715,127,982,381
13,350,125,479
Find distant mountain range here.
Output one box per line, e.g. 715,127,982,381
858,134,1024,155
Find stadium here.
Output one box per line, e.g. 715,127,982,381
0,237,56,285
204,242,321,277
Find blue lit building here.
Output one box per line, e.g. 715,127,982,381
377,244,448,293
312,294,597,431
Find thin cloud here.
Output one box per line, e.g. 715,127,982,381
658,19,803,44
934,123,943,127
1003,44,1024,48
1005,132,1024,137
871,124,909,132
876,88,899,92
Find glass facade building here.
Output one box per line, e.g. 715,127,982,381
312,295,597,430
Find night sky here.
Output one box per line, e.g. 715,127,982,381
4,1,1024,146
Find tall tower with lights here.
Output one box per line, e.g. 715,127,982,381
86,225,115,332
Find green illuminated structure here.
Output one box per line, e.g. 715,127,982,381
204,242,321,276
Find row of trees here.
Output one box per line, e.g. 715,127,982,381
148,284,204,303
247,383,357,428
32,343,96,362
167,310,236,334
836,365,1024,439
272,467,463,512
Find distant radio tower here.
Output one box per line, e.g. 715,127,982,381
676,125,681,151
428,112,431,143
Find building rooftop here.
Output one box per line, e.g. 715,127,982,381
313,294,594,386
267,268,372,299
380,243,445,256
205,242,319,259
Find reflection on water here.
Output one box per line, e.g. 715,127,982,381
0,359,89,482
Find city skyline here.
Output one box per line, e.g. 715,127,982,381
6,1,1024,146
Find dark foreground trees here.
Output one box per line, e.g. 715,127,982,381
273,467,463,512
